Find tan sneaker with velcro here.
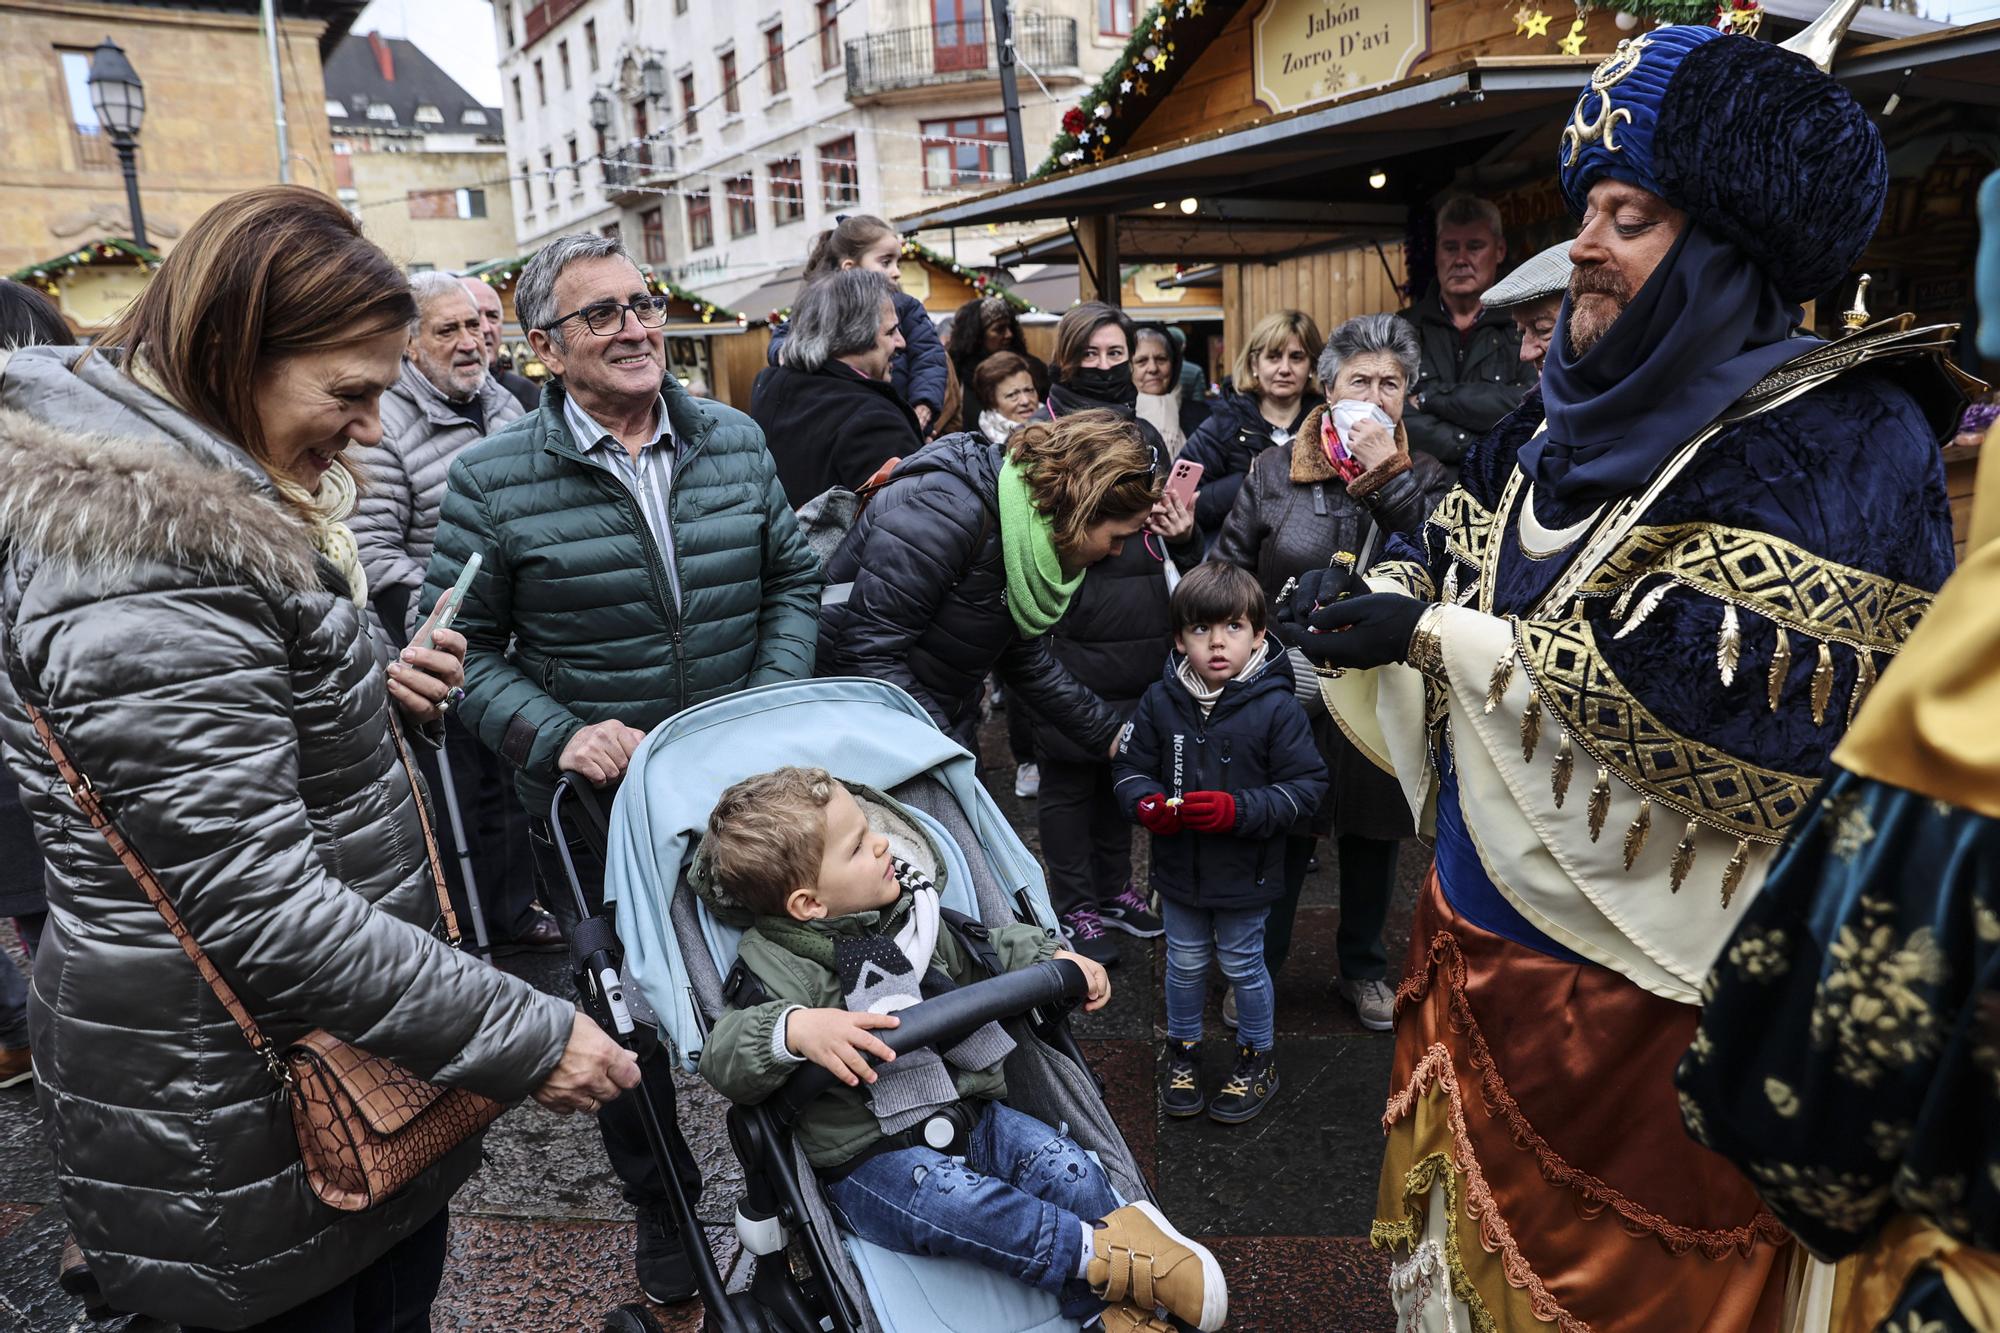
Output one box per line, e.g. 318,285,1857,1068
1087,1201,1227,1331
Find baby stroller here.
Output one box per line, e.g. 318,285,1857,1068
553,677,1155,1333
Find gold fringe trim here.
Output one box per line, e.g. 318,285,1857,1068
1767,626,1791,712
1811,640,1835,726
1613,581,1669,640
1552,733,1574,808
1623,796,1653,870
1717,603,1741,687
1847,649,1877,726
1442,561,1460,606
1670,820,1698,893
1721,838,1751,908
1520,692,1542,763
1588,767,1611,842
1485,649,1516,715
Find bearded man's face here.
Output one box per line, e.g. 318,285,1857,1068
1565,180,1687,357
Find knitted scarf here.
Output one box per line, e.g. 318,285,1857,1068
757,862,1015,1133
997,456,1082,639
1175,638,1272,718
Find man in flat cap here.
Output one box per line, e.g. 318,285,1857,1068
1477,239,1572,380
1281,5,1971,1327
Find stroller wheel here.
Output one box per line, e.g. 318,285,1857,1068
601,1303,665,1333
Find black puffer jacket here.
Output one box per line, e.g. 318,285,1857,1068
1113,652,1328,911
1179,391,1312,533
817,434,1121,751
1397,284,1535,467
750,361,922,508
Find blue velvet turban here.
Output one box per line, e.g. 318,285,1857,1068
1557,25,1888,303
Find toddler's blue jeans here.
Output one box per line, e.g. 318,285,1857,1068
1162,899,1276,1051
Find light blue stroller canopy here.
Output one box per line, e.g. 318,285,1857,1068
599,678,1147,1333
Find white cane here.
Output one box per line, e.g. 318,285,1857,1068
434,734,492,954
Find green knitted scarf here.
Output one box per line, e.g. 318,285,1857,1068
997,457,1083,639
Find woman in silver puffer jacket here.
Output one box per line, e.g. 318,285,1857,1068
0,187,638,1332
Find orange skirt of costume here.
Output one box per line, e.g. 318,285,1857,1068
1372,871,1795,1330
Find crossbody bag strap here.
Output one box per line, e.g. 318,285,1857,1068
384,714,460,946
18,699,290,1081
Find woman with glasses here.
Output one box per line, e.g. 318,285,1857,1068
1000,304,1202,967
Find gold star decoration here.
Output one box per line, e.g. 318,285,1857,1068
1189,0,1204,13
1135,75,1150,94
1513,4,1536,33
1092,144,1106,161
1523,9,1553,36
1152,52,1169,71
1558,13,1588,53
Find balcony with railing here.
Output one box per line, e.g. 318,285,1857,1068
602,139,677,194
846,13,1077,102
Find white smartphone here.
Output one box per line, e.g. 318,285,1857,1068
411,552,481,652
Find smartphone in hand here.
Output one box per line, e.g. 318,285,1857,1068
411,552,481,652
1163,458,1204,512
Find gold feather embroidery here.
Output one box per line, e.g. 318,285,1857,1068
1485,650,1516,715
1588,767,1611,842
1552,733,1574,808
1457,577,1479,607
1721,839,1751,907
1520,691,1542,763
1442,562,1460,606
1847,649,1877,725
1717,603,1741,686
1613,581,1669,640
1767,626,1791,712
1670,820,1698,893
1623,796,1653,870
1613,581,1638,620
1811,640,1835,725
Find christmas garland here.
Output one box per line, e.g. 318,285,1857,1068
1578,0,1762,30
899,239,1041,314
8,237,162,294
1036,0,1227,179
467,254,748,327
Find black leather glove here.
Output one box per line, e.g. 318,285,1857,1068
1288,593,1429,670
1272,564,1370,648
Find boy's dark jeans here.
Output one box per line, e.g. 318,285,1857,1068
1264,833,1400,980
1033,755,1133,918
528,811,704,1217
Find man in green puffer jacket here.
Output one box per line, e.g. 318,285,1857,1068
424,233,820,1306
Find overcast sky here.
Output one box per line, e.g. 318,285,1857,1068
355,0,503,105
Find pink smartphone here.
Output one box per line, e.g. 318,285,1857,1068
1164,458,1203,510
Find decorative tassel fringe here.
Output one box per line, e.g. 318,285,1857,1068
1721,839,1751,907
1552,733,1574,808
1485,650,1515,715
1848,650,1877,725
1811,641,1835,726
1520,692,1542,763
1442,563,1460,606
1623,797,1653,870
1613,581,1639,621
1588,767,1611,843
1717,604,1741,686
1614,582,1669,640
1767,627,1791,712
1670,821,1698,893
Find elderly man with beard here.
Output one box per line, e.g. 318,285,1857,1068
460,272,541,410
348,271,562,959
1280,11,1968,1329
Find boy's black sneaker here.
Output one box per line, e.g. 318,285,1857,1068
1161,1039,1206,1118
1099,882,1164,938
1207,1045,1279,1124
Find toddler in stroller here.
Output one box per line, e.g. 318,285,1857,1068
595,678,1228,1333
698,767,1224,1333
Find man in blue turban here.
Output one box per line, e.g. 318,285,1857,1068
1279,5,1971,1327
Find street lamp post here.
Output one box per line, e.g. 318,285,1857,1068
86,37,147,248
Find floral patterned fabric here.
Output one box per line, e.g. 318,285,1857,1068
1677,769,2000,1330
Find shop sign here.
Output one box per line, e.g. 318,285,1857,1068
1252,0,1429,113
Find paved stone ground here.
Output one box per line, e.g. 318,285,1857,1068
0,707,1422,1331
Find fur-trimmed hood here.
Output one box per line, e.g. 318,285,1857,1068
0,345,321,594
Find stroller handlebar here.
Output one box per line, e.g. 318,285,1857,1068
770,957,1088,1126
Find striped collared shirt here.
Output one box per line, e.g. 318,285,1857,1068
563,391,682,609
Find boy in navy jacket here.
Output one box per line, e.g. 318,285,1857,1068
1114,562,1326,1124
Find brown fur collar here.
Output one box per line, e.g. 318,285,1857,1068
0,404,321,594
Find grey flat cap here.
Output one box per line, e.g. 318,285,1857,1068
1481,240,1574,311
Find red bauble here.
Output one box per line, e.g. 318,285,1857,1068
1062,107,1088,135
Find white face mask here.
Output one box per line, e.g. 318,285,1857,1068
1331,398,1394,446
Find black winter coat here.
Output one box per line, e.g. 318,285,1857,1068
1113,653,1328,912
1178,392,1312,533
1022,393,1196,765
0,783,45,919
751,361,923,508
817,435,1121,751
1397,284,1535,467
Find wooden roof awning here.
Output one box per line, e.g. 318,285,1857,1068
994,207,1409,265
1833,18,2000,107
900,56,1598,229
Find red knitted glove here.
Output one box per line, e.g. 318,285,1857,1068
1179,790,1237,833
1135,794,1183,836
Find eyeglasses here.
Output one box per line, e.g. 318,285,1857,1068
1114,441,1161,488
542,295,672,336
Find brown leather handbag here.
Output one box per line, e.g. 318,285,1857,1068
23,701,506,1212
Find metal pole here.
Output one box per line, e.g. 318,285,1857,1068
432,742,492,953
262,0,292,183
989,0,1027,184
114,137,148,247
